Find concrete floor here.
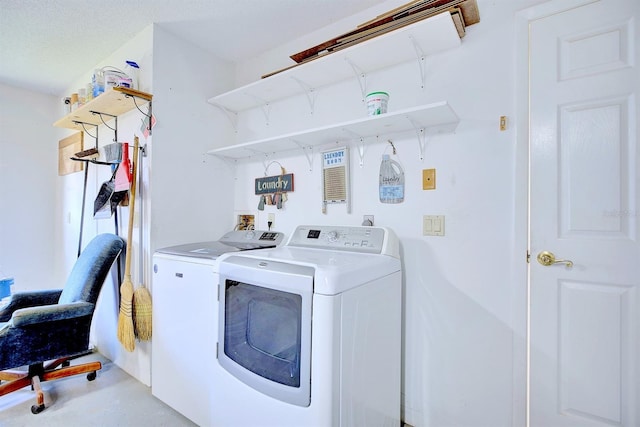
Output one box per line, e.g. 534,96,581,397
0,352,196,427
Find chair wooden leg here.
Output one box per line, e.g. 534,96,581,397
0,369,28,382
0,358,102,414
42,361,102,382
0,373,30,396
0,368,46,414
43,357,69,371
30,375,45,414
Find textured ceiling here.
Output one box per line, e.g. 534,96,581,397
0,0,388,95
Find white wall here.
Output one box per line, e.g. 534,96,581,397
56,26,155,384
0,83,63,291
217,0,546,425
149,24,236,252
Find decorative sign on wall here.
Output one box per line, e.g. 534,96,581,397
321,147,350,214
255,173,294,195
255,166,294,210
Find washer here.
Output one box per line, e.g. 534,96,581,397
213,225,402,426
151,230,284,427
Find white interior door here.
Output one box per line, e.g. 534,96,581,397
529,0,639,426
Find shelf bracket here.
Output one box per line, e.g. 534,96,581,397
407,117,428,161
409,35,427,89
210,102,238,132
259,103,271,126
74,121,99,149
243,94,271,125
290,76,317,115
291,139,314,171
126,93,153,136
356,137,366,167
261,156,273,174
69,157,117,166
345,58,367,101
91,111,118,141
216,155,238,171
341,128,366,167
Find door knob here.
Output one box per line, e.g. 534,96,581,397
537,251,573,268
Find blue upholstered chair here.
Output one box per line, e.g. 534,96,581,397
0,233,124,414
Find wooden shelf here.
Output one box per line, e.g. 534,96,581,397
207,12,460,113
54,87,153,130
207,101,459,161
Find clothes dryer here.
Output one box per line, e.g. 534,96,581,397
151,230,284,426
213,225,402,426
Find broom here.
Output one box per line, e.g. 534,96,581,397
132,137,152,341
116,137,139,352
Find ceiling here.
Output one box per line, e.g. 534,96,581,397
0,0,388,96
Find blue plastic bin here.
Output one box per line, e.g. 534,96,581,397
0,277,14,299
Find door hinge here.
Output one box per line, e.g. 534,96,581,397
526,250,531,263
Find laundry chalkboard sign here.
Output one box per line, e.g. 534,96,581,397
255,173,294,195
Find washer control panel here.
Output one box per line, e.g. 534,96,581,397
218,230,285,250
288,225,386,253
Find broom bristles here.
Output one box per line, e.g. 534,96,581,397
133,286,152,341
117,278,135,352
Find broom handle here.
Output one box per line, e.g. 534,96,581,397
138,143,144,284
124,136,139,281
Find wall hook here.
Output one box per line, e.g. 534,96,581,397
388,140,397,155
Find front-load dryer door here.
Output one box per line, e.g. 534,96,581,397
218,256,314,407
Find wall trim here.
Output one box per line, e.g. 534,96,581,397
513,1,597,426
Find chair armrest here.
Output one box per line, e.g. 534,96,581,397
10,302,94,328
0,290,63,322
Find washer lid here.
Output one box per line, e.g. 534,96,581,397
155,230,285,260
155,241,243,259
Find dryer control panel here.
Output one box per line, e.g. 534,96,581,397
288,225,389,254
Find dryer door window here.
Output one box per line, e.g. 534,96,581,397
224,281,302,387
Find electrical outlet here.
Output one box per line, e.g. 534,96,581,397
423,215,445,236
423,169,436,190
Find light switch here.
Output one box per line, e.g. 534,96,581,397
423,215,445,236
434,216,443,232
423,216,433,234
